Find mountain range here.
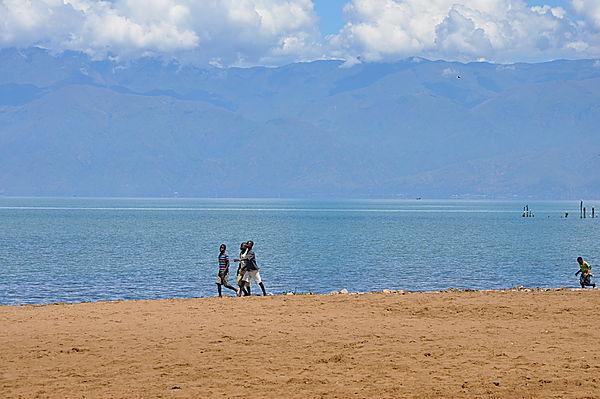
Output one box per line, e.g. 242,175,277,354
1,48,599,198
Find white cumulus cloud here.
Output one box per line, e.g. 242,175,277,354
572,0,600,30
0,0,598,66
0,0,322,66
0,0,82,48
329,0,600,63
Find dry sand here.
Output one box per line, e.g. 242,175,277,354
2,289,599,399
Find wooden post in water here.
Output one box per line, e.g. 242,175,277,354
593,207,596,218
580,200,584,218
584,207,587,218
521,205,535,218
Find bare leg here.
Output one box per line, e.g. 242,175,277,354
224,283,237,293
236,282,248,297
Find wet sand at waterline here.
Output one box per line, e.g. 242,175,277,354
2,289,599,399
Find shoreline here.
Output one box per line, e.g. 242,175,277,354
2,289,599,398
1,285,593,308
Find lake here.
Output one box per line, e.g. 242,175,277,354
1,197,598,305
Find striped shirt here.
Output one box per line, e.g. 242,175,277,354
218,252,229,272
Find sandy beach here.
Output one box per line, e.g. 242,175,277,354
2,289,599,399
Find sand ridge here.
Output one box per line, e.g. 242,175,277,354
1,289,599,399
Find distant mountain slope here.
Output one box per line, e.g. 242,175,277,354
0,48,599,198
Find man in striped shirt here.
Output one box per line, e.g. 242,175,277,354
216,244,237,297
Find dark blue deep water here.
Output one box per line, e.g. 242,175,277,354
1,197,598,305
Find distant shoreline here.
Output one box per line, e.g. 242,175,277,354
3,195,600,201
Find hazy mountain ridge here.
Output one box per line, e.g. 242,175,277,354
0,48,599,198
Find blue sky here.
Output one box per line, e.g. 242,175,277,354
313,0,349,35
0,0,597,66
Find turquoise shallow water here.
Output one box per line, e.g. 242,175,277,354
1,197,598,305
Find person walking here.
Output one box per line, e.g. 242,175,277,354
576,257,596,288
240,241,267,296
235,242,249,296
216,244,237,297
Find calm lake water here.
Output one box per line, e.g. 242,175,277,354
0,197,598,305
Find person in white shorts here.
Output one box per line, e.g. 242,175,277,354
234,242,250,296
240,241,267,296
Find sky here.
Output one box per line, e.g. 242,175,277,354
0,0,598,67
315,0,572,34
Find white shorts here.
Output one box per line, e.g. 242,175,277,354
242,270,262,284
215,271,229,285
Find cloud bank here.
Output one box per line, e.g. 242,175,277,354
572,0,600,29
0,0,598,66
331,0,600,63
0,0,322,66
